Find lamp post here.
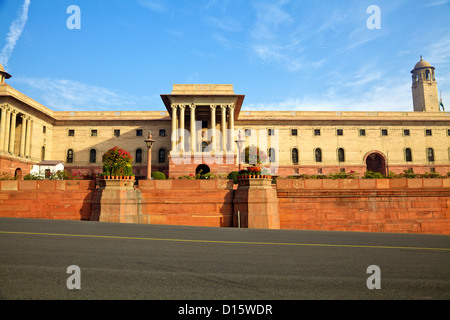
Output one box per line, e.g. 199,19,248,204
145,131,155,180
235,130,245,171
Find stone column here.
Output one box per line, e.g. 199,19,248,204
179,105,185,153
3,108,11,152
210,105,216,152
25,117,32,158
19,115,27,157
233,178,280,229
221,105,227,152
171,104,178,152
228,105,235,154
0,106,6,152
190,104,196,154
8,110,16,154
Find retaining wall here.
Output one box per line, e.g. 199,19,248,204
0,180,95,220
276,178,450,234
0,178,449,235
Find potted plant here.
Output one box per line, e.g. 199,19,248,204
101,147,133,180
237,146,271,179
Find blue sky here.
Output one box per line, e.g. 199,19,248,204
0,0,449,112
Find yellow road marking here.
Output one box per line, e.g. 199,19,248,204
0,231,449,251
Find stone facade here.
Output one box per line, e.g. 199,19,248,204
0,58,449,178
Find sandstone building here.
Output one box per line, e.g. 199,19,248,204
0,57,449,179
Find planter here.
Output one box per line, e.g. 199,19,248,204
238,175,272,180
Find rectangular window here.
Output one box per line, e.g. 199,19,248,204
381,129,388,136
359,129,366,136
291,129,298,136
268,129,275,136
91,129,98,137
68,129,75,137
159,129,166,137
403,129,410,136
136,129,143,137
447,129,450,136
245,129,252,136
114,129,121,137
425,129,432,136
337,129,343,136
43,126,46,134
314,129,321,136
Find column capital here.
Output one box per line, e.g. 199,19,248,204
189,103,196,110
178,104,186,110
210,104,217,110
0,103,9,110
171,104,178,110
228,104,236,110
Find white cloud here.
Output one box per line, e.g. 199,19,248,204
137,0,167,13
12,77,154,111
425,0,450,6
0,0,31,66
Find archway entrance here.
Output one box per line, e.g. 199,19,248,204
195,164,210,176
14,168,23,180
365,152,387,175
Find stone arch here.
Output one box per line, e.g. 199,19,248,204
364,151,387,175
195,164,210,175
14,168,23,180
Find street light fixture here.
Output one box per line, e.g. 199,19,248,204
235,130,245,171
144,131,155,180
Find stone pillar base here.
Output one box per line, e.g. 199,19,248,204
91,179,141,224
233,178,280,229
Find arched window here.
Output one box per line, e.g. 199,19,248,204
292,148,299,164
425,69,431,80
89,149,97,164
67,149,74,164
268,148,276,163
405,148,413,162
427,148,435,162
338,148,345,163
315,148,322,163
41,146,45,161
159,148,166,163
135,149,143,164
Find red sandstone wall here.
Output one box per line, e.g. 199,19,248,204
277,178,450,235
0,180,95,221
0,156,34,176
138,179,234,227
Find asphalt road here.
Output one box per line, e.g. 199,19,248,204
0,217,449,301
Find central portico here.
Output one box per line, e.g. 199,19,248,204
161,85,245,176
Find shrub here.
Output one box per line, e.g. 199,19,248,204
421,171,443,179
227,171,239,184
364,171,385,179
241,145,268,165
151,171,166,180
102,147,133,176
0,172,17,180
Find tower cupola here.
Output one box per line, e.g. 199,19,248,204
411,56,439,112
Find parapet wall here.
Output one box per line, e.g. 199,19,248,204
276,178,450,235
0,180,95,220
137,180,235,227
1,178,449,235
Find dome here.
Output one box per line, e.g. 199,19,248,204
0,63,12,80
414,56,432,69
